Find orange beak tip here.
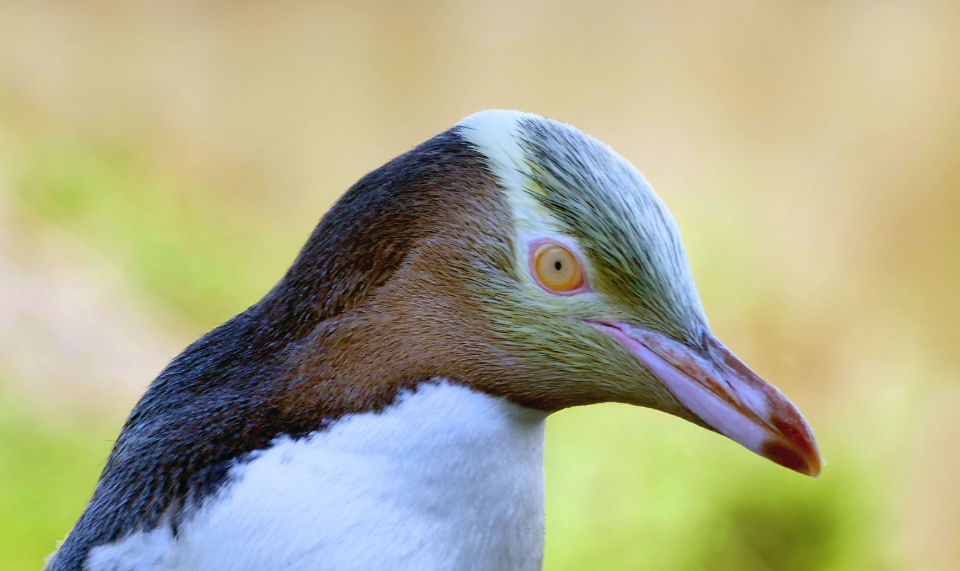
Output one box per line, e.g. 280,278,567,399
760,438,822,478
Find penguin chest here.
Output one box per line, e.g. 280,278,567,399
85,381,548,571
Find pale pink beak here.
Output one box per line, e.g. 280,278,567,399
590,321,822,477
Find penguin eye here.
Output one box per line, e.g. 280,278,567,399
531,242,586,294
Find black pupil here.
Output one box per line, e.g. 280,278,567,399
554,260,563,271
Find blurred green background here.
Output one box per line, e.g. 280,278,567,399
1,1,958,570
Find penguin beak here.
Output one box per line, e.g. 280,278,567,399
590,321,822,477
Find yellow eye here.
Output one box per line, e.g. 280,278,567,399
533,243,584,292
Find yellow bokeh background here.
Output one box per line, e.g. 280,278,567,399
1,1,958,570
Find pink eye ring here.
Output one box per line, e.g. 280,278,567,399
528,239,592,296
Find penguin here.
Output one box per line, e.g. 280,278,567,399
45,110,820,571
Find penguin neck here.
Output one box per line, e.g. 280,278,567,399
86,380,549,571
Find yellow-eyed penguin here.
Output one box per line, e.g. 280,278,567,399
45,110,821,571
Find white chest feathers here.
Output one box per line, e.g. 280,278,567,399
85,381,548,571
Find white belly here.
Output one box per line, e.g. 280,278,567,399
85,381,547,571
